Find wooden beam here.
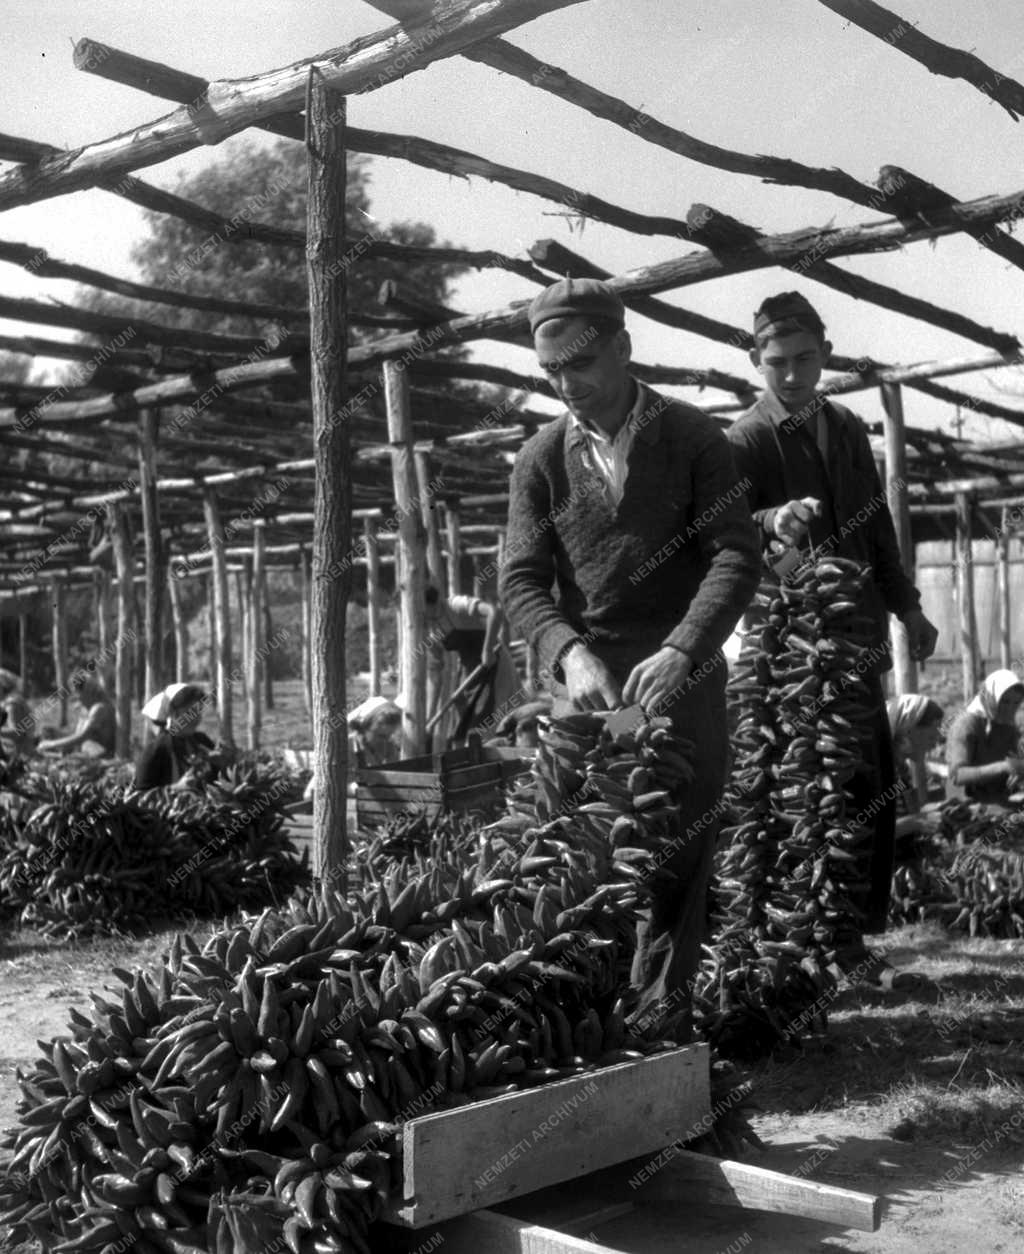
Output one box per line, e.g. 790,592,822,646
445,502,463,596
307,73,352,885
300,547,313,720
248,521,266,750
0,0,586,210
999,506,1013,670
880,382,917,696
955,492,979,702
137,409,164,702
364,520,382,696
50,578,69,727
167,567,188,683
106,503,136,758
386,361,428,758
202,488,234,747
817,0,1024,121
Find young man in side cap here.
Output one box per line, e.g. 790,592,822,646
727,291,939,989
500,278,761,1033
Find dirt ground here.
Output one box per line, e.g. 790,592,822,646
2,922,1022,1253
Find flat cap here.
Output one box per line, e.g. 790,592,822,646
528,277,626,334
753,291,824,336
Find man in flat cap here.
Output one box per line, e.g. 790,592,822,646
500,277,761,1032
727,291,938,989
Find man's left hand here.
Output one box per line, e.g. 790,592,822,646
622,647,692,713
902,608,939,663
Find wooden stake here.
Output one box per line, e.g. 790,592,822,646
307,72,352,884
18,608,28,690
50,578,69,726
445,502,462,597
364,519,381,695
106,503,136,758
880,381,918,696
955,491,979,701
999,505,1012,670
202,488,234,747
386,361,428,758
137,407,165,701
300,547,313,718
248,521,266,750
167,567,188,683
263,598,275,711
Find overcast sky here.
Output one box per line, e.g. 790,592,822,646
3,0,1024,441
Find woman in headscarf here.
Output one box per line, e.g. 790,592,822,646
135,683,215,790
886,694,945,842
945,669,1024,805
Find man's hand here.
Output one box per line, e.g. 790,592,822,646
622,647,693,713
773,496,822,547
902,608,939,663
480,644,497,669
563,643,622,711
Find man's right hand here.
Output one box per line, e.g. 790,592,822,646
563,643,622,711
773,496,822,547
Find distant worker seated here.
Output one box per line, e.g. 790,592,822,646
0,668,36,758
946,669,1024,807
886,694,944,839
348,695,403,767
135,683,216,789
37,673,116,758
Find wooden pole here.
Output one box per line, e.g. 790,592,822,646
18,608,28,690
263,598,275,711
445,502,462,597
472,555,483,598
237,565,251,741
300,548,313,718
415,448,445,731
386,361,428,758
137,407,165,702
50,578,69,726
167,567,188,683
307,73,351,883
880,382,918,697
93,569,108,661
202,487,234,747
955,491,979,702
106,503,136,758
364,519,381,696
248,521,266,750
999,506,1012,670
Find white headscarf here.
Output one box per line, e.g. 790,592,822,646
886,694,933,740
965,669,1024,727
141,683,204,726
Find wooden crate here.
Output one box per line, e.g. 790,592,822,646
355,740,533,828
383,1044,710,1228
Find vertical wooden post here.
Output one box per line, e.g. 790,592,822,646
237,566,252,740
106,503,136,759
307,72,351,883
167,567,188,683
386,362,428,758
364,519,381,695
138,408,165,701
998,505,1012,671
299,548,313,718
444,502,462,597
18,607,29,690
248,522,266,750
879,382,918,696
415,449,445,596
50,578,69,726
472,554,483,598
94,570,109,661
202,488,234,747
264,599,275,711
955,491,979,703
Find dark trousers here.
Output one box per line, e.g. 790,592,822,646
553,647,727,1032
846,674,897,936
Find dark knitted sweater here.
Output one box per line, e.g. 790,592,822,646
499,388,761,683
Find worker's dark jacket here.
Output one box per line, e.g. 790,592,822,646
727,392,920,670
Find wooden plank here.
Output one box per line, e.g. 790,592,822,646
430,1210,625,1254
356,785,441,805
356,768,438,787
635,1147,882,1232
384,1045,708,1228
